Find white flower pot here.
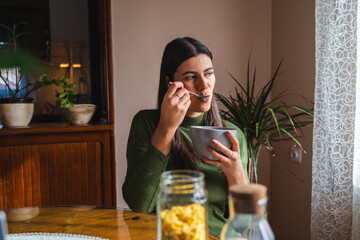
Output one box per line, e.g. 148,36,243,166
60,104,97,125
0,102,34,127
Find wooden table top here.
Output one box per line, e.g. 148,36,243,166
5,206,219,240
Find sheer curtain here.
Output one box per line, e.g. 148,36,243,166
313,0,360,239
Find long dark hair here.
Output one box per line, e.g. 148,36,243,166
157,37,223,169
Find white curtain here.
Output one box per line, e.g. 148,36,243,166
313,0,360,239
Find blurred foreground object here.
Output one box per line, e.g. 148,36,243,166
221,184,274,240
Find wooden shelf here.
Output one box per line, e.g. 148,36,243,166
0,123,114,136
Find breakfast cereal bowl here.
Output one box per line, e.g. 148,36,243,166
190,126,237,160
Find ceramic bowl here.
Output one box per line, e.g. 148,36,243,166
190,126,237,160
61,104,97,125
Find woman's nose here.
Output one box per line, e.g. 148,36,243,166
195,75,207,90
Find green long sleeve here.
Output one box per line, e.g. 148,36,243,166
122,110,168,212
122,109,248,237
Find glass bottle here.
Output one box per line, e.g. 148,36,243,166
221,184,274,240
157,170,208,240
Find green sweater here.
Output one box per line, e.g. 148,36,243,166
122,109,248,237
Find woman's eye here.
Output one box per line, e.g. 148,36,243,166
205,72,214,77
184,75,196,80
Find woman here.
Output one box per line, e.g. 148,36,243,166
122,37,248,237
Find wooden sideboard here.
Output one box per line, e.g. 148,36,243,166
0,123,116,210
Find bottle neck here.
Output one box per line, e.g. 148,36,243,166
231,196,268,216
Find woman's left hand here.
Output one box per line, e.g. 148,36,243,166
201,131,248,186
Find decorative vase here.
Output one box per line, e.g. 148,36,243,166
0,98,34,127
60,104,97,125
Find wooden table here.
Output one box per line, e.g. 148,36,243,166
5,206,219,240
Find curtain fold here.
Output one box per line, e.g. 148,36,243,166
313,0,360,239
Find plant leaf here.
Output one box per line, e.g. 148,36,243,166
268,107,281,136
59,93,67,98
64,84,76,89
68,90,78,95
60,98,68,106
280,128,304,151
0,24,14,34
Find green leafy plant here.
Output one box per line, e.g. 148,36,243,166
34,74,78,107
215,58,313,183
0,23,77,106
55,77,78,107
0,22,44,99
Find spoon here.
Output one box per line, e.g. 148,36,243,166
188,91,210,100
168,83,210,100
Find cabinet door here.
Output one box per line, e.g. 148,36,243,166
0,142,103,210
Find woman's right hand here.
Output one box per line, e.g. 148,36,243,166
159,81,191,131
151,81,191,155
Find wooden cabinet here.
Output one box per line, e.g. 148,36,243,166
0,124,115,210
0,0,116,211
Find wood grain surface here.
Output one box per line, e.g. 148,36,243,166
6,207,219,240
0,124,115,210
0,142,103,209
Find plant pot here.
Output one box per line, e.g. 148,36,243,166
0,98,34,127
60,104,97,125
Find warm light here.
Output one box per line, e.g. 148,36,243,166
72,63,82,68
59,63,69,68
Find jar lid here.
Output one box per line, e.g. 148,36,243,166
229,184,267,201
229,184,267,214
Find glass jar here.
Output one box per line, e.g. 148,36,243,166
221,184,274,240
157,170,208,240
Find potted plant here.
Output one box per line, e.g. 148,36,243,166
215,58,314,183
46,75,96,125
0,22,50,127
0,22,96,127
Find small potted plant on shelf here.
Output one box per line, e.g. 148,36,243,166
0,22,49,127
49,75,96,125
0,22,97,127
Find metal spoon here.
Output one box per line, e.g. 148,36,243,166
188,91,210,100
168,82,210,100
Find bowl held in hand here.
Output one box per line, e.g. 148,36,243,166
190,126,237,160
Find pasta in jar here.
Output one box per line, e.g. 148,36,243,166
157,170,208,240
160,203,206,240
